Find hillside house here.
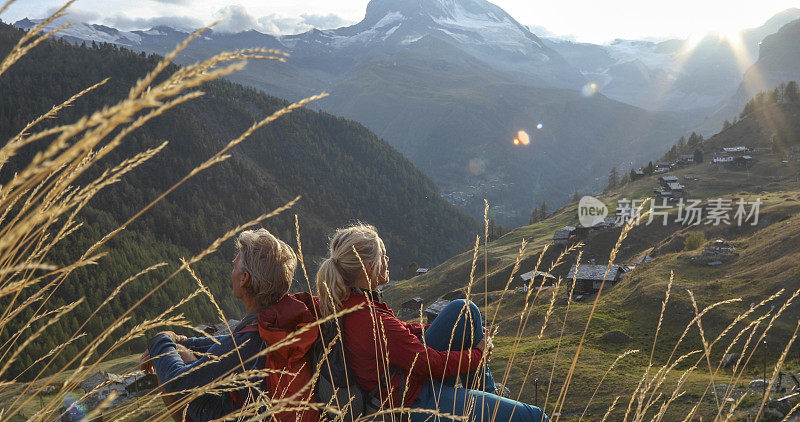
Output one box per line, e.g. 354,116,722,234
516,270,556,291
631,169,645,180
722,146,748,156
667,182,685,193
712,155,735,164
415,268,429,275
575,217,617,235
424,299,451,324
566,264,625,294
595,216,618,228
80,371,130,409
658,175,679,188
400,297,423,312
123,373,158,395
552,225,576,246
655,162,672,173
727,155,754,168
679,154,695,164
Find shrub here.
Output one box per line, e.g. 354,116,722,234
684,231,707,251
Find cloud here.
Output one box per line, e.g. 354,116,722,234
43,7,101,24
257,14,309,34
299,13,350,30
213,5,351,34
213,5,263,33
109,14,204,32
42,5,202,31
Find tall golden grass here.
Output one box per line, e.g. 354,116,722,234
1,2,798,421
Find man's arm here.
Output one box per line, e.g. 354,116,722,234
148,332,260,394
180,335,226,354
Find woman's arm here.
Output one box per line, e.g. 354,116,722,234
377,313,483,379
401,321,429,338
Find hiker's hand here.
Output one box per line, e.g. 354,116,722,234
176,344,198,363
140,350,155,374
157,331,188,343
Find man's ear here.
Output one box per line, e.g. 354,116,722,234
239,270,251,289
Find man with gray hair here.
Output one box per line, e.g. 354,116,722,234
141,228,319,421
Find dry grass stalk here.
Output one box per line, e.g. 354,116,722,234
601,396,621,422
0,2,332,418
543,249,581,414
578,349,640,421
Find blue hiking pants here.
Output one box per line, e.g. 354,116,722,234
412,299,550,422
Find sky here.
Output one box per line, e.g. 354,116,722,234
2,0,799,43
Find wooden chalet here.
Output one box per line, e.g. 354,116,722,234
516,270,556,290
566,264,625,294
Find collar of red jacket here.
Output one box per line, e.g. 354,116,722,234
256,292,319,331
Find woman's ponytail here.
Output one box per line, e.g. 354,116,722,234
316,257,349,318
315,224,386,318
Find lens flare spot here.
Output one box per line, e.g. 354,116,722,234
537,123,543,129
468,158,486,175
581,82,598,98
516,130,530,146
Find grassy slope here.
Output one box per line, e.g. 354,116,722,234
384,102,800,420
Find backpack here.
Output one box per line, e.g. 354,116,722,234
312,309,405,422
233,293,320,422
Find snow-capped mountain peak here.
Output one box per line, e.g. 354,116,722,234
13,18,144,46
354,0,543,49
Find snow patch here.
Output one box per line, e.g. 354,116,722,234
382,24,401,40
373,11,404,29
604,40,673,70
401,35,424,45
431,1,540,50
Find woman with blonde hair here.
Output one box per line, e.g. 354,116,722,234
316,223,549,421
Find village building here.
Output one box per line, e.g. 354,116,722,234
722,146,749,155
123,373,158,395
679,154,695,164
667,182,685,194
415,268,429,275
655,162,672,173
631,169,645,180
712,155,735,164
566,264,626,294
727,155,754,168
653,187,673,198
552,225,576,246
80,371,131,409
658,175,678,187
424,299,451,324
516,270,556,291
400,297,423,312
575,217,618,235
595,216,618,228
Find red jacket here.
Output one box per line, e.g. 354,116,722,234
340,292,483,407
238,292,320,422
